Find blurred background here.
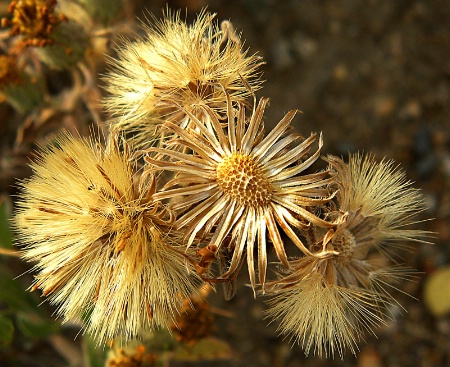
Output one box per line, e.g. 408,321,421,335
0,0,449,366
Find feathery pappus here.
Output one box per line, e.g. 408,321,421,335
13,132,200,344
264,153,427,357
103,9,263,148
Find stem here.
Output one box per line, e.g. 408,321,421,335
0,247,21,257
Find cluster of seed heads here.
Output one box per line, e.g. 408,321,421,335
12,8,427,358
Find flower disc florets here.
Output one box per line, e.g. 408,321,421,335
216,153,273,207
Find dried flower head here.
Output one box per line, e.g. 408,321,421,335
103,10,263,147
264,153,426,358
265,262,400,358
1,0,67,49
327,153,426,246
106,344,157,367
145,96,335,290
170,293,214,345
13,132,200,344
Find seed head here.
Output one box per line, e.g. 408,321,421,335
13,132,200,344
264,153,427,357
265,266,393,358
327,153,427,245
103,9,263,148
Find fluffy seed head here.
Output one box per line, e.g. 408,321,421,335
103,10,263,147
13,132,200,344
266,271,363,358
264,250,414,358
264,153,427,358
327,153,427,244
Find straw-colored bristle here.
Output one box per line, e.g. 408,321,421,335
103,9,263,148
13,132,200,344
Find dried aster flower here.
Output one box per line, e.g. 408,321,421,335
264,245,415,357
103,10,263,147
264,153,427,358
145,96,335,290
327,153,426,246
13,132,200,344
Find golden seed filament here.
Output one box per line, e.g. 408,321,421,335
216,153,273,207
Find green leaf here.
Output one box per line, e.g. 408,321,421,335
15,312,59,340
0,267,40,313
0,314,14,347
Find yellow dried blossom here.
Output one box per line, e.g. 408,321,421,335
13,132,200,344
327,153,427,245
145,96,335,290
264,153,427,358
103,10,263,147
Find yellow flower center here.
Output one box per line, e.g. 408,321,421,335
216,153,273,207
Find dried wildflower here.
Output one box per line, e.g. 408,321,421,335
145,96,335,290
264,243,416,357
1,0,88,69
103,10,263,147
170,294,214,345
264,153,426,358
1,0,66,49
13,132,200,343
327,153,426,246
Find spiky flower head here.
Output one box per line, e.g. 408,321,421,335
264,260,409,358
327,153,426,245
103,10,263,148
145,96,335,290
264,153,427,358
13,132,200,344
